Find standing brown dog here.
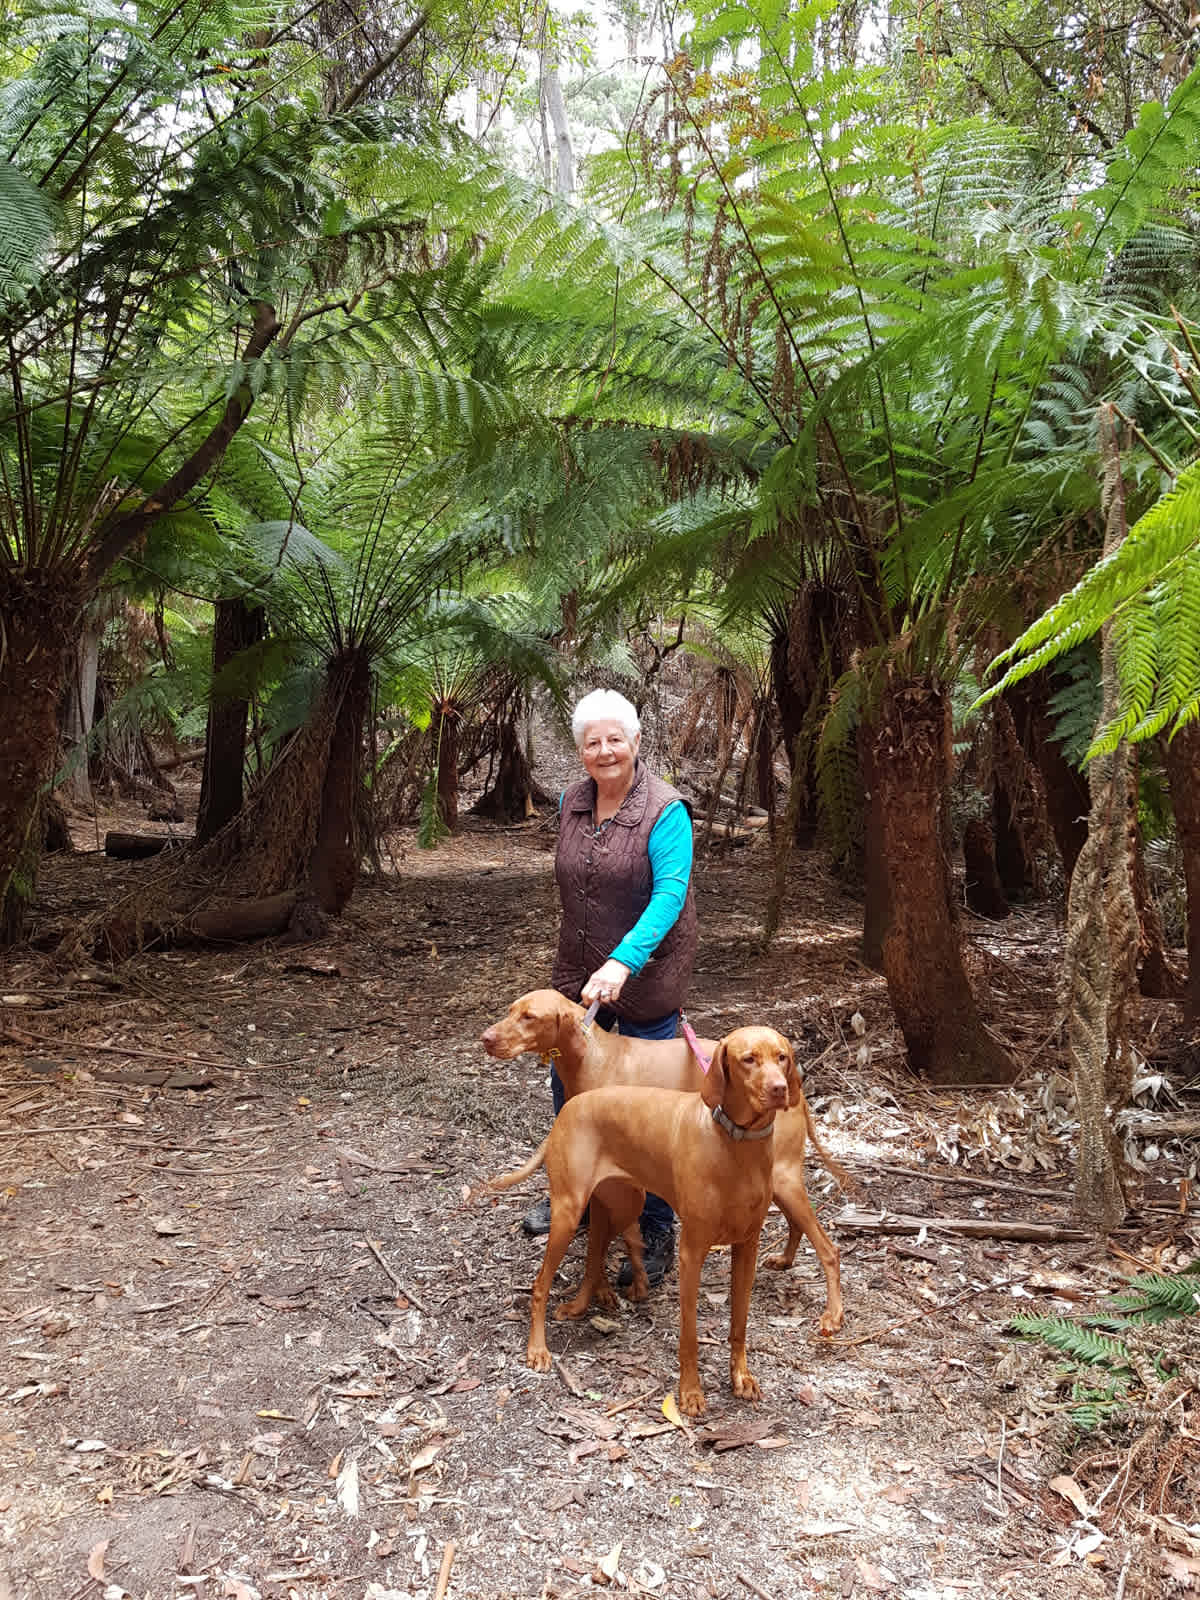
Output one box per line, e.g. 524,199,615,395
480,989,847,1333
479,1027,798,1415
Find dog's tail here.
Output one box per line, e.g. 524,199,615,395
469,1134,551,1202
800,1098,858,1196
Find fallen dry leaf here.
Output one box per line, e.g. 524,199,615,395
408,1440,442,1473
695,1418,779,1452
661,1393,685,1427
87,1540,109,1581
1049,1474,1093,1517
336,1456,360,1517
599,1542,622,1580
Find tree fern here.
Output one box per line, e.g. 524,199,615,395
981,458,1200,741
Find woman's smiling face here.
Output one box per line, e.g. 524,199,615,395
579,717,639,791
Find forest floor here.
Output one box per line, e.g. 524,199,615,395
2,801,1199,1600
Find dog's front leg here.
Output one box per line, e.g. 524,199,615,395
675,1231,707,1417
728,1236,763,1402
526,1204,580,1370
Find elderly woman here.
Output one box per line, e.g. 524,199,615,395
523,688,697,1291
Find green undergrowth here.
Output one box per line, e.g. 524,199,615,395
1010,1266,1200,1430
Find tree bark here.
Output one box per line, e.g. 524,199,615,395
871,676,1017,1083
1006,673,1090,884
309,649,371,913
1161,722,1200,1021
541,57,575,196
769,613,818,847
991,692,1041,900
195,595,266,845
434,700,461,833
963,817,1010,918
858,719,889,971
475,695,545,821
61,607,105,808
1065,411,1134,1233
0,574,80,940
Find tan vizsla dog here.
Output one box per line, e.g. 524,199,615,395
478,1027,798,1415
480,989,847,1333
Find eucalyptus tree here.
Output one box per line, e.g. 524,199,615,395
0,0,542,938
581,0,1200,1083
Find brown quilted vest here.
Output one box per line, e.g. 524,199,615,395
552,761,696,1022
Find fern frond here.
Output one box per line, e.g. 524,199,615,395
1009,1313,1133,1370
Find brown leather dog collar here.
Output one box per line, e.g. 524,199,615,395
711,1105,774,1142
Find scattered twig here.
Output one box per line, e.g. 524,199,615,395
736,1573,774,1600
433,1539,456,1600
553,1355,584,1397
832,1206,1090,1243
831,1286,981,1349
868,1159,1067,1199
6,1026,244,1072
604,1387,659,1418
363,1238,428,1313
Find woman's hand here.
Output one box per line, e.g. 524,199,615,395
582,959,631,1007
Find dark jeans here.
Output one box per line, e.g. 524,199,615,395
550,1005,678,1235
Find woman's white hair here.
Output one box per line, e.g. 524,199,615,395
571,689,640,748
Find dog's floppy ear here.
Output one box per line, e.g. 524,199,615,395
782,1036,804,1108
700,1039,727,1110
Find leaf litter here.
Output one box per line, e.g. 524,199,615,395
1,817,1198,1599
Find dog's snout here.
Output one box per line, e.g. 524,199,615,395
480,1026,498,1054
765,1071,788,1108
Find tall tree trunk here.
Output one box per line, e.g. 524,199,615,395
1066,411,1135,1232
195,595,266,846
309,649,370,913
857,720,889,970
0,574,80,941
871,676,1017,1083
61,606,105,808
434,701,461,833
991,693,1040,900
1006,673,1090,884
1162,723,1200,1022
769,615,818,846
542,58,575,196
537,3,574,198
2,302,280,939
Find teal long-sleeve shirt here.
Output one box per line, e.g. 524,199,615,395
593,799,693,974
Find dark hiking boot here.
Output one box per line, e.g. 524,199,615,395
618,1223,675,1291
522,1196,588,1236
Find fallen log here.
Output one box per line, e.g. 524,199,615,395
1120,1116,1200,1139
104,831,190,859
832,1205,1091,1243
181,890,320,944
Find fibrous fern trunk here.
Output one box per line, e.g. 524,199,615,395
195,595,265,846
434,701,461,833
1006,674,1090,886
1064,412,1136,1232
0,573,82,940
872,675,1017,1084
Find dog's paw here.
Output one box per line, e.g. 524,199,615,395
678,1384,707,1417
525,1344,552,1373
762,1251,794,1271
818,1308,843,1335
591,1280,619,1312
732,1367,761,1402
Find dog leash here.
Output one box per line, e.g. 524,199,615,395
680,1012,711,1073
